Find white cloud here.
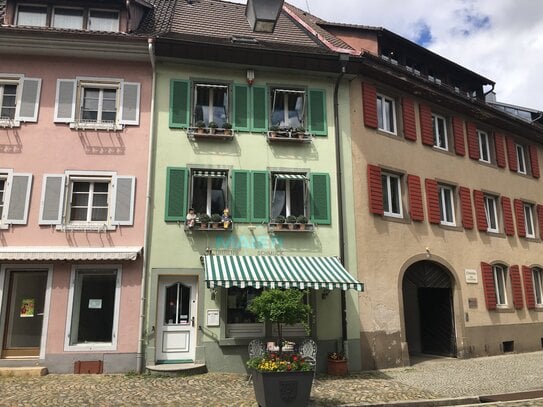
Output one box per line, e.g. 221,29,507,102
230,0,543,110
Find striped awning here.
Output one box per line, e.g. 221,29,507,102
204,255,363,291
0,246,142,261
274,174,308,181
193,170,227,178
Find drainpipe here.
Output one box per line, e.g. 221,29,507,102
136,37,156,373
333,55,349,349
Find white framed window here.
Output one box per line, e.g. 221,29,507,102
493,264,508,307
54,77,140,129
478,130,490,163
432,114,448,150
524,203,535,238
533,267,543,306
0,169,32,228
226,287,264,338
16,4,47,26
193,83,229,127
270,88,305,129
64,266,122,351
271,172,308,220
484,195,499,233
381,172,402,218
438,184,456,226
189,169,228,216
516,144,527,174
376,94,396,134
88,9,120,32
0,74,41,127
52,7,84,29
38,171,135,231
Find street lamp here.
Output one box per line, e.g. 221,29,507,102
246,0,285,33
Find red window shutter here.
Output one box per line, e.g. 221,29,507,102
514,198,526,237
362,83,378,129
481,262,497,310
522,265,536,310
367,164,383,215
538,204,543,239
494,132,506,168
425,178,440,224
510,265,523,310
407,174,424,221
529,144,540,178
419,103,433,146
466,122,479,160
502,196,515,236
458,186,473,229
473,190,488,231
506,136,518,172
402,98,417,141
452,116,465,156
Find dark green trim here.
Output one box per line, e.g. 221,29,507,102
310,172,331,224
165,167,188,221
169,79,190,128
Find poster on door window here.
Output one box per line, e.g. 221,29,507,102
88,299,103,309
20,298,35,317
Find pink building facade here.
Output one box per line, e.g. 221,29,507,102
0,47,152,372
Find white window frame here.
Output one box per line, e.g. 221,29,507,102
0,79,19,124
88,8,120,32
0,73,42,128
484,195,499,233
15,4,47,27
381,172,403,218
432,113,448,150
438,184,456,226
516,144,527,174
271,173,309,219
376,93,397,135
533,267,543,307
64,265,122,352
75,78,121,130
493,264,508,307
524,203,535,238
478,130,490,163
270,88,306,129
193,83,229,127
189,169,229,216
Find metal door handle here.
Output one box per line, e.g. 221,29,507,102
191,316,195,327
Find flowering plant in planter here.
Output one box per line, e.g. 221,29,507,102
247,352,312,372
327,351,346,361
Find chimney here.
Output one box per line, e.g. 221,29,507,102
246,0,285,33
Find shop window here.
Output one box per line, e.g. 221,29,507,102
226,287,264,338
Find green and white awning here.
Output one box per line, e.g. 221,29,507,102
274,174,308,181
192,170,227,178
204,255,363,291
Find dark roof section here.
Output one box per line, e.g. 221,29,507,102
136,0,176,35
160,0,335,56
319,21,494,86
0,0,6,23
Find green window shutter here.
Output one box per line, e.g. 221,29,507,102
251,171,269,223
310,173,331,224
233,84,250,131
232,170,250,222
308,88,327,136
251,85,268,132
165,167,188,221
170,80,190,128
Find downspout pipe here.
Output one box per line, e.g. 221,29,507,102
137,37,156,373
334,55,348,348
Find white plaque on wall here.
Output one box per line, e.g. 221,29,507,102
206,309,220,327
465,269,478,284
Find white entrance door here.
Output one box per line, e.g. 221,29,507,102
156,276,197,363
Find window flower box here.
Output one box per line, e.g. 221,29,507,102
266,129,312,143
268,222,314,233
187,126,234,141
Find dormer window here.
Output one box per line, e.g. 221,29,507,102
16,4,47,26
52,7,84,29
89,10,119,32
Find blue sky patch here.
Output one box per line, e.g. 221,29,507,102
414,21,433,46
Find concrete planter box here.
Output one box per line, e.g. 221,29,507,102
252,369,313,407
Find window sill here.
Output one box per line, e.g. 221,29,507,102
57,223,115,232
70,121,123,131
382,214,410,224
219,337,261,347
494,306,515,313
267,131,312,143
0,119,20,128
268,223,314,232
486,231,506,239
185,222,233,232
439,223,463,232
187,127,235,141
64,343,116,352
523,236,540,243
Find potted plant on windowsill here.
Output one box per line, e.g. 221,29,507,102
210,213,222,228
247,289,313,407
195,120,206,134
223,122,233,135
198,213,211,229
327,351,348,376
269,124,280,138
274,215,286,230
286,215,297,230
208,121,218,134
296,215,308,231
294,126,306,139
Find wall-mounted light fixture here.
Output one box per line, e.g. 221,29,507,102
246,69,255,86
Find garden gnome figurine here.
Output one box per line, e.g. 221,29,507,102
221,208,231,229
186,208,197,228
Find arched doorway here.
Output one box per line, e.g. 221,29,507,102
402,260,456,357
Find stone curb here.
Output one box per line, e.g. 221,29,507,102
339,396,480,407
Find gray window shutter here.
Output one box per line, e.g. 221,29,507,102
39,174,65,225
120,82,140,126
112,176,135,225
16,78,41,122
6,173,32,224
54,79,76,123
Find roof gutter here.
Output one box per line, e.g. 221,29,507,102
282,4,360,56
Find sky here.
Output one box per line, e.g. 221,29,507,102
232,0,543,111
